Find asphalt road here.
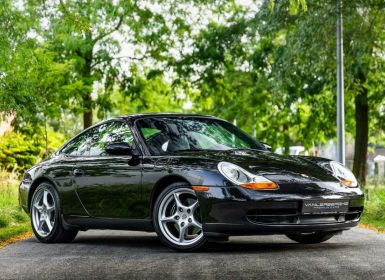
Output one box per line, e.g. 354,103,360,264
0,227,384,280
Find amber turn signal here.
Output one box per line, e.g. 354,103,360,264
240,182,278,190
192,186,209,192
341,179,354,187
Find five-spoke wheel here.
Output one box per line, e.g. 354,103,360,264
154,183,207,251
31,187,56,237
30,182,78,243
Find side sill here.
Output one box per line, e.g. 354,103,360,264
62,215,154,232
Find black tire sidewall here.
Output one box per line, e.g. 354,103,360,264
153,182,207,251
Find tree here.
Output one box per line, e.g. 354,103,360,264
258,0,385,184
171,2,330,152
1,0,232,134
0,1,40,118
28,0,216,129
112,65,187,116
173,0,385,184
27,1,145,128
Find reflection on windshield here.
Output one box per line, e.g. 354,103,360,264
136,117,264,155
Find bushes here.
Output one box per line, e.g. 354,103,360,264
0,123,67,242
0,131,41,172
0,169,30,241
0,127,66,172
361,188,385,231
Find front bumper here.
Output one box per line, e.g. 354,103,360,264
196,183,364,236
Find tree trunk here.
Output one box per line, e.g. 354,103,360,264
83,93,93,129
353,87,368,185
283,123,290,155
82,31,94,129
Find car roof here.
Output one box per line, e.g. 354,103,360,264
55,113,224,155
116,113,221,121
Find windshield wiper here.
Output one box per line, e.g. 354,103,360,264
228,148,262,152
167,148,223,154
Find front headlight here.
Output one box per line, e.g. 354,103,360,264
330,161,358,187
218,162,278,190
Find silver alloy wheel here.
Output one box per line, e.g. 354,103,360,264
31,187,56,237
158,188,203,246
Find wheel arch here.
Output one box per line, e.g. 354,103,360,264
28,177,58,212
150,175,191,217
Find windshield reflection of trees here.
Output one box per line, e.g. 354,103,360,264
137,117,260,155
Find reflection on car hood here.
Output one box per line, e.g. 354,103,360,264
172,149,338,183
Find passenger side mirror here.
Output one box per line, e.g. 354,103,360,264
260,142,272,151
105,142,133,156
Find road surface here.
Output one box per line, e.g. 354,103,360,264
0,227,384,279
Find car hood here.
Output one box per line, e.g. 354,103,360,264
171,149,338,184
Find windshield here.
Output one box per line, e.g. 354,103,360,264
136,117,265,155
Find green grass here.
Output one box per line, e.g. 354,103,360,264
0,170,30,242
361,187,385,231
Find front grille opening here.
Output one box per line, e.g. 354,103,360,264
349,206,364,212
248,215,297,224
246,205,363,225
345,206,363,222
345,213,361,221
248,208,297,216
246,208,299,224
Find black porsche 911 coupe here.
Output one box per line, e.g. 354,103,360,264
19,113,364,251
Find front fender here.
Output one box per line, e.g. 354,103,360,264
19,161,88,217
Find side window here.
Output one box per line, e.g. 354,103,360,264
88,121,134,156
62,121,134,157
141,127,161,140
61,132,93,156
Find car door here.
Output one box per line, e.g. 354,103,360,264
46,154,89,217
72,120,143,219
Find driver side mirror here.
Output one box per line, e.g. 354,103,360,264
105,142,133,156
260,142,272,152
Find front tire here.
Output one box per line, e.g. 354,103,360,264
153,182,208,251
286,232,336,244
30,182,78,243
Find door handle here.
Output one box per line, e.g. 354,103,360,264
73,169,84,176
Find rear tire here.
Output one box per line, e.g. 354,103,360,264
30,182,78,243
286,232,335,244
153,182,208,251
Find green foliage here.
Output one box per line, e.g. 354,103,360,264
168,0,385,163
269,0,307,14
0,170,30,241
361,187,385,231
115,66,186,115
0,127,66,172
0,132,41,172
0,1,43,120
256,0,385,180
172,2,323,150
23,0,211,128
